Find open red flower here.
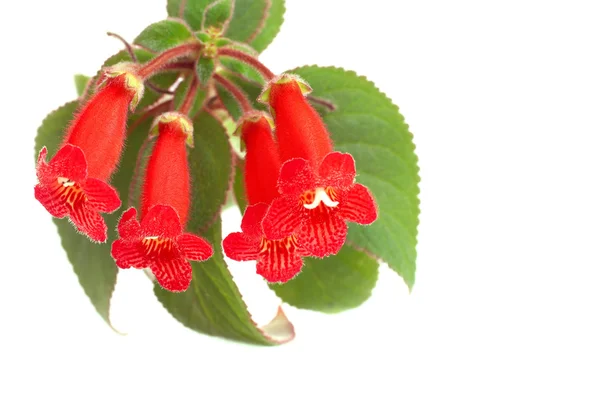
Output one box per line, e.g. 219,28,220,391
111,206,212,292
110,112,213,292
224,203,308,282
262,151,378,258
34,144,121,242
222,112,307,283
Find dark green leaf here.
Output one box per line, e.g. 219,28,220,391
155,218,294,345
271,246,379,313
186,111,233,232
195,56,216,86
226,0,285,53
34,103,154,328
233,157,247,211
134,19,194,53
202,0,233,32
173,75,207,117
289,66,420,289
74,74,90,97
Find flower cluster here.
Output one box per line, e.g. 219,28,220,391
34,54,377,291
223,75,378,283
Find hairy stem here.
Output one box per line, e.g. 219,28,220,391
214,74,253,114
217,48,275,80
138,43,202,79
179,76,199,115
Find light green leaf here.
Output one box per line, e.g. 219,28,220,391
195,56,215,86
289,66,420,289
271,246,379,313
167,0,214,31
34,103,154,328
74,74,90,97
134,19,194,53
202,0,233,32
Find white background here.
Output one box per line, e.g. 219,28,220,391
2,0,600,399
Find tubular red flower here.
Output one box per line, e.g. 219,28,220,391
260,74,333,168
111,113,213,292
34,145,121,242
262,152,378,258
34,65,143,241
223,113,306,283
64,66,144,181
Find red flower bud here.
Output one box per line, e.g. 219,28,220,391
223,113,307,283
260,74,333,168
111,113,213,292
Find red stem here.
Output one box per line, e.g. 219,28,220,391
214,74,253,113
217,48,275,80
137,43,202,79
179,76,199,115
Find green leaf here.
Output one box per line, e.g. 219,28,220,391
155,219,294,345
74,74,90,97
202,0,233,32
167,0,213,31
271,246,379,313
233,157,247,211
289,66,420,289
34,103,154,328
218,41,265,84
226,0,285,53
102,49,179,110
167,0,285,53
134,19,194,53
173,75,207,117
186,111,233,232
195,56,216,86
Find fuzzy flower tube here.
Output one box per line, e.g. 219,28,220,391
111,113,213,292
34,64,144,242
223,112,309,283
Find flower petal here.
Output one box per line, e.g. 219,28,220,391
141,205,182,239
240,203,269,239
84,178,121,213
178,233,213,261
297,209,347,258
111,239,148,269
256,239,304,283
34,183,69,218
152,257,192,292
48,144,88,182
69,205,108,243
222,232,260,261
117,207,141,239
318,152,356,189
262,195,305,240
338,184,378,225
277,158,317,195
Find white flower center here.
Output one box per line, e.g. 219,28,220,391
303,187,339,209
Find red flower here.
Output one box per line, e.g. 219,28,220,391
259,74,378,257
35,66,144,241
63,66,144,181
222,113,307,283
111,112,213,292
262,152,378,258
260,74,332,168
35,145,121,242
111,206,212,292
